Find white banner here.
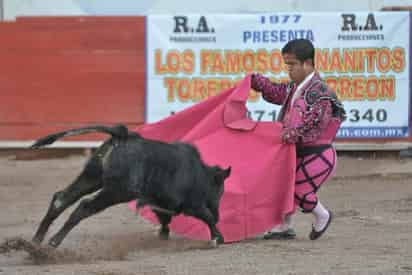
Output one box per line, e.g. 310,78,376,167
146,12,410,138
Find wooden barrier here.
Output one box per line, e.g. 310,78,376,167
0,16,146,143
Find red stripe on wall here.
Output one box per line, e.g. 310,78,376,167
0,16,146,141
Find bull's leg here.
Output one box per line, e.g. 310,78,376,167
32,170,102,244
47,188,134,248
152,210,172,240
188,207,224,244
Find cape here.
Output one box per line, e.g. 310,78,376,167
128,75,296,243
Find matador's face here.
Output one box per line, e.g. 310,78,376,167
282,53,312,85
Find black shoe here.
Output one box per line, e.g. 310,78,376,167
309,210,333,240
263,228,296,240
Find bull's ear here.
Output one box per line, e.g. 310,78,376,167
213,166,231,185
223,166,231,179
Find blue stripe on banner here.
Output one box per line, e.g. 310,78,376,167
337,127,410,138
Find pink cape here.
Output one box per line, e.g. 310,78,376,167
128,75,296,243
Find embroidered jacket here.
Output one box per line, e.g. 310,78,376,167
251,73,346,146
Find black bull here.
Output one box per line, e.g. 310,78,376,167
30,125,231,248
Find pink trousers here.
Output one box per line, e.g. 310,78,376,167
294,147,337,212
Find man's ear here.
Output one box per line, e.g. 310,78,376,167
303,59,314,69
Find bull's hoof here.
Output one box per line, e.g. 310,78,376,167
158,230,170,240
48,238,60,248
32,236,43,245
208,235,224,248
216,235,224,244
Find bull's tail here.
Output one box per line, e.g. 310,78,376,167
30,124,136,149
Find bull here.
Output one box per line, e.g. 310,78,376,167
30,124,231,248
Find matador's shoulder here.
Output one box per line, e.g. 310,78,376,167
303,80,332,106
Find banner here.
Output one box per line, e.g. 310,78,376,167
146,12,410,138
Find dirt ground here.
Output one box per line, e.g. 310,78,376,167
1,150,412,275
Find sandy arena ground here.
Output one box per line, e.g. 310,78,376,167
0,150,411,275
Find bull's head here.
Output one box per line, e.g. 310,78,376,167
208,166,231,222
